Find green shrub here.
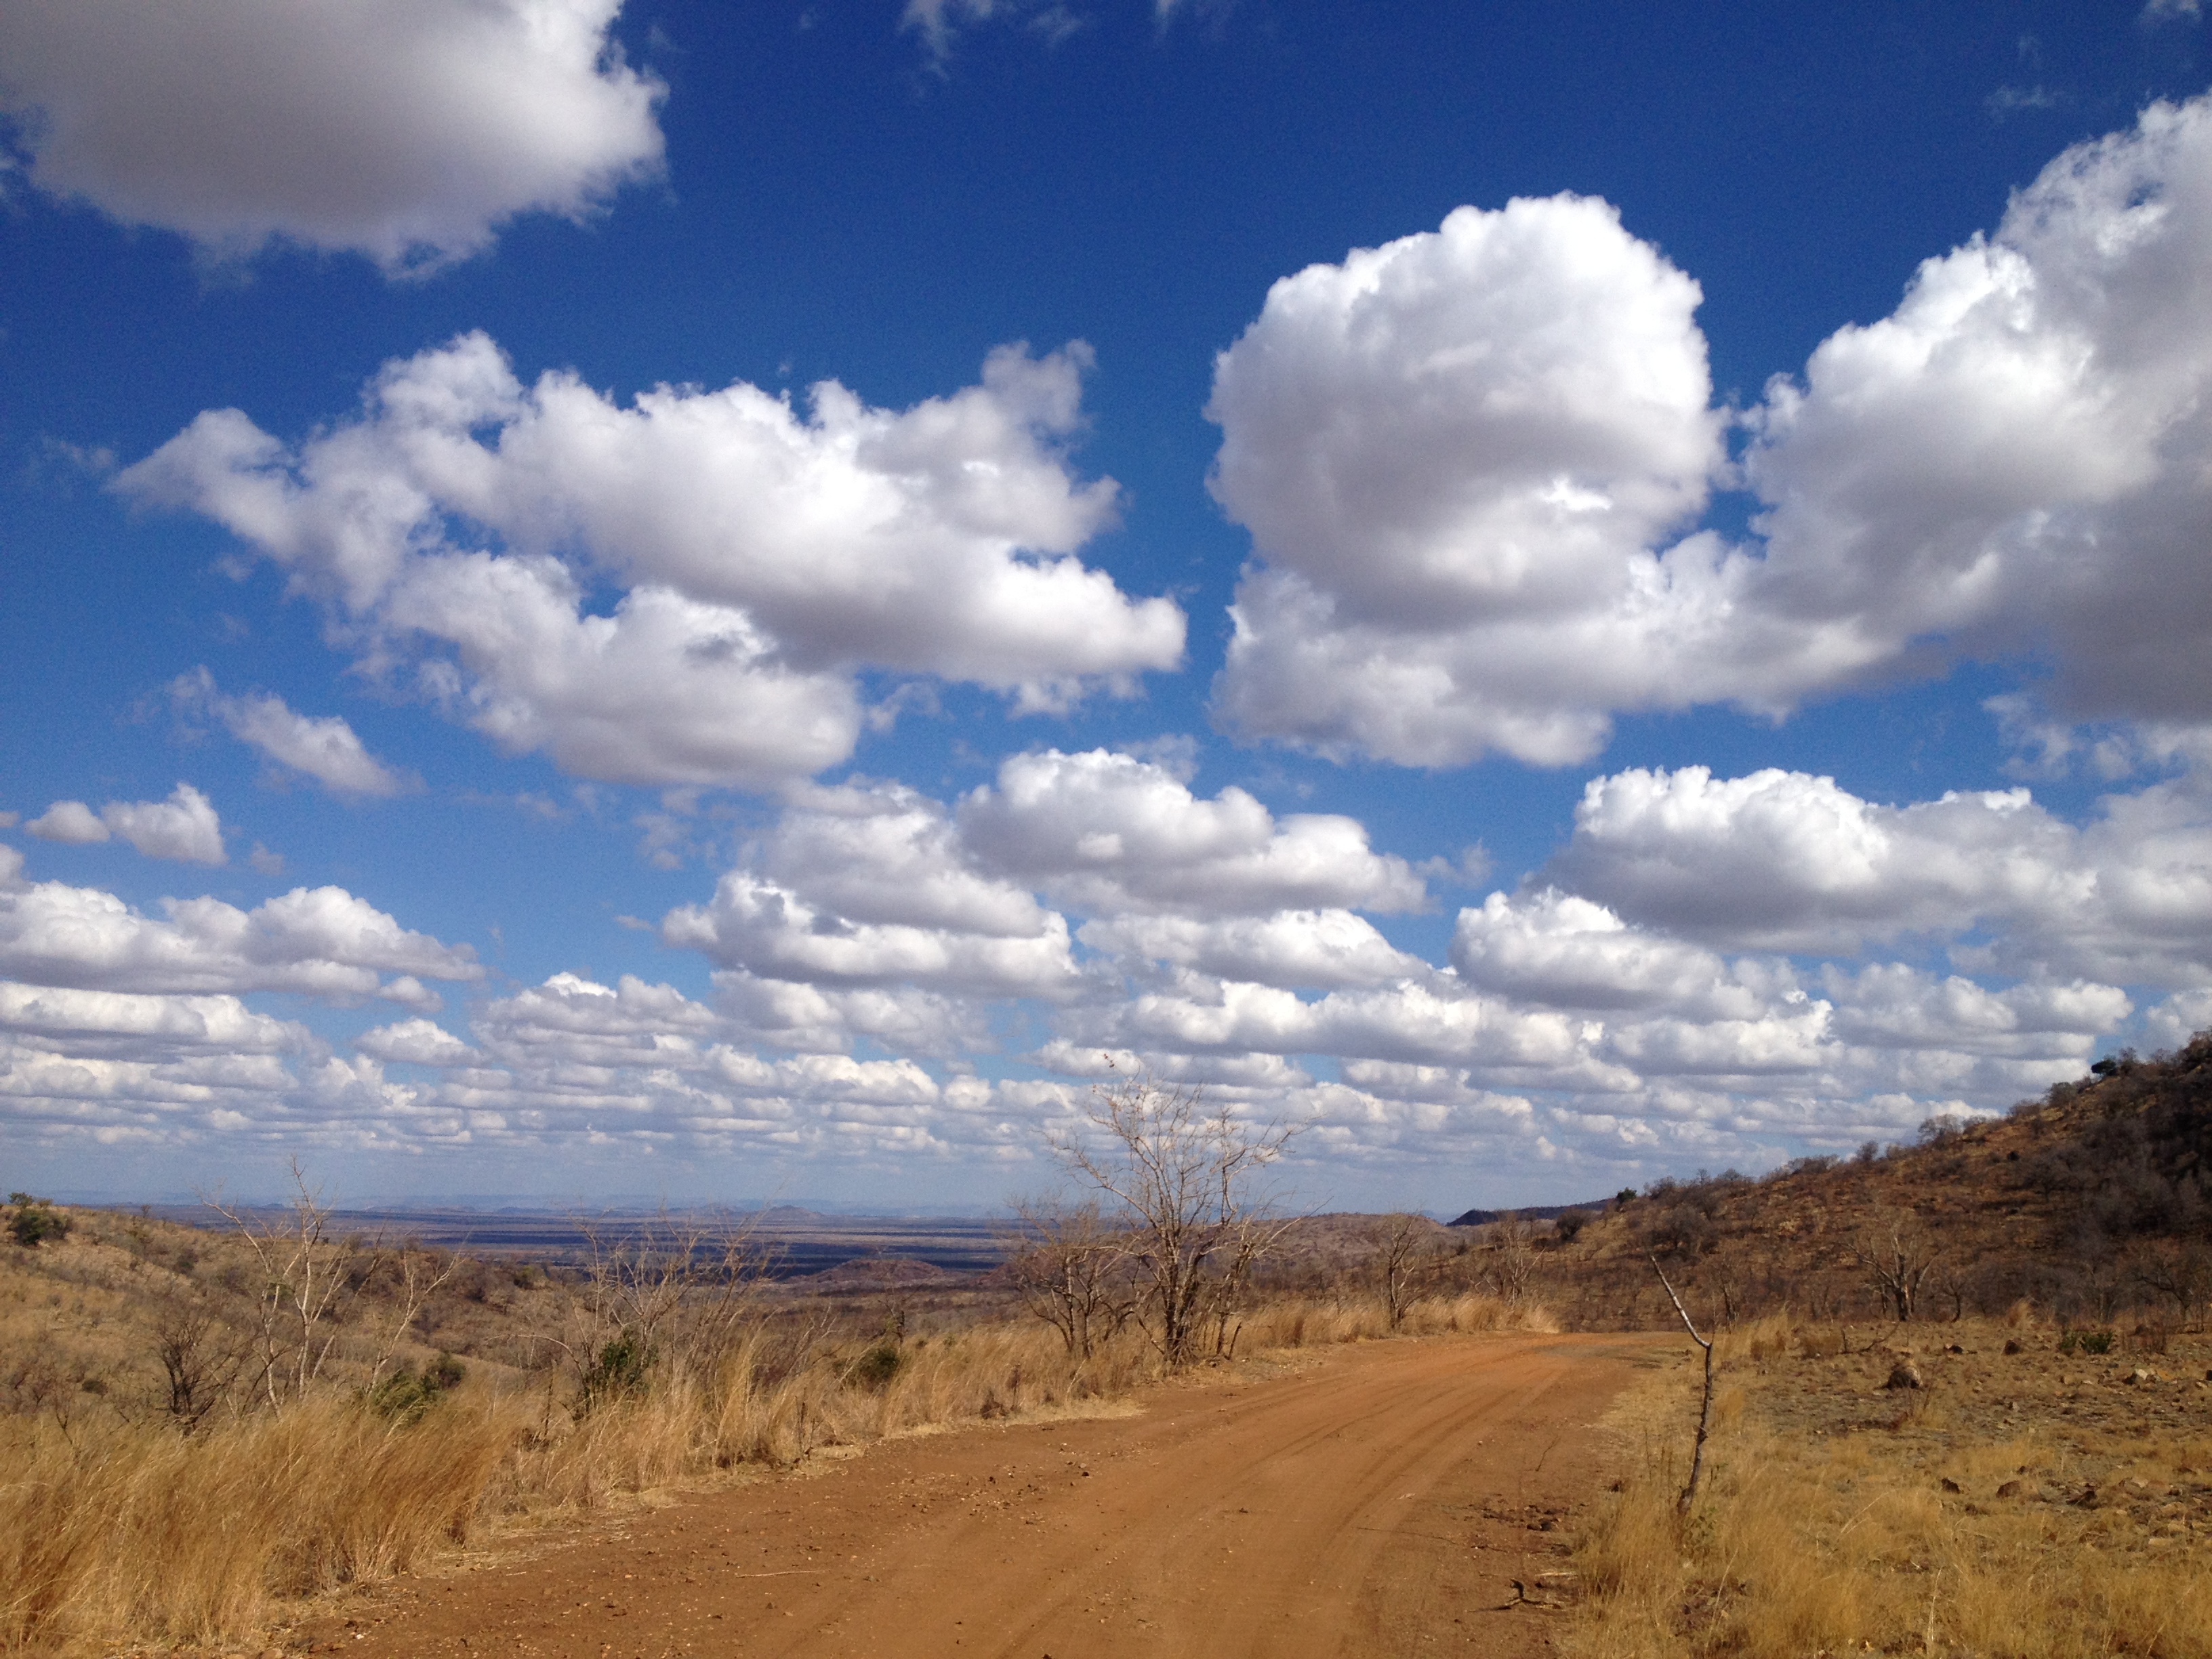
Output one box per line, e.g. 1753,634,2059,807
7,1196,69,1248
849,1339,903,1393
574,1331,651,1418
366,1351,466,1425
2058,1328,2116,1355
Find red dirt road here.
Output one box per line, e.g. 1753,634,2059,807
298,1332,1665,1659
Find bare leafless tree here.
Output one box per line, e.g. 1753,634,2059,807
1374,1212,1435,1329
150,1288,247,1432
1006,1197,1132,1359
1482,1213,1540,1304
1853,1209,1944,1322
362,1242,462,1393
207,1159,371,1413
563,1211,773,1414
2131,1239,2212,1331
1649,1254,1715,1513
1048,1068,1297,1368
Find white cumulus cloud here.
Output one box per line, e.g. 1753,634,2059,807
1209,95,2212,766
0,879,479,1004
117,334,1183,787
27,783,225,864
1207,194,1735,766
956,748,1425,916
1546,763,2212,987
0,0,665,274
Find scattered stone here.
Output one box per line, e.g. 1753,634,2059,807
1946,1343,1966,1355
1940,1477,1963,1493
2127,1367,2156,1385
2072,1483,2101,1507
2003,1338,2024,1355
1885,1360,1924,1391
1996,1479,2024,1498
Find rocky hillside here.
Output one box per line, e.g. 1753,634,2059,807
1510,1033,2212,1332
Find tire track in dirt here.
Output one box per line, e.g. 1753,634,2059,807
295,1332,1666,1659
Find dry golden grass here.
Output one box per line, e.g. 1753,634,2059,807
1568,1314,2212,1659
1239,1288,1556,1349
0,1395,516,1654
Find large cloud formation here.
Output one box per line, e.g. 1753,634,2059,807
1211,96,2212,766
21,98,2212,1191
0,0,664,272
5,747,2198,1182
119,335,1185,786
0,852,484,1147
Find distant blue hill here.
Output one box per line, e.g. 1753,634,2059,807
1448,1198,1612,1227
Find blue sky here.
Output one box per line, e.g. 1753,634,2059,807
5,0,2212,1211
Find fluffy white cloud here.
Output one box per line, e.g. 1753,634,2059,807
355,1017,476,1067
386,971,1022,1155
1210,96,2212,766
659,783,1080,998
23,800,106,846
956,748,1425,915
1207,195,1738,766
0,764,2169,1179
665,871,1078,999
26,783,225,864
655,760,1431,1053
2145,987,2212,1050
708,972,991,1059
1822,964,2129,1059
1451,889,1767,1019
0,879,479,1003
1078,909,1422,989
1744,96,2212,726
0,983,308,1056
0,0,664,273
1546,763,2212,984
118,335,1182,786
171,668,409,797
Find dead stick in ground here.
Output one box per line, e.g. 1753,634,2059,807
1648,1254,1715,1513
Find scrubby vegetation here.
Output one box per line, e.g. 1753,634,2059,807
0,1174,1547,1657
1557,1035,2212,1658
1568,1312,2212,1659
1517,1034,2212,1336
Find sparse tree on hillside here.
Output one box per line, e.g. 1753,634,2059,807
2132,1238,2212,1330
1853,1210,1944,1322
1006,1197,1131,1358
565,1212,771,1416
1373,1212,1433,1329
1048,1068,1297,1368
209,1160,361,1412
150,1289,246,1432
1476,1213,1541,1303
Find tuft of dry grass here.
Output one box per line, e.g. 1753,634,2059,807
0,1395,518,1654
1566,1315,2212,1659
1237,1290,1557,1351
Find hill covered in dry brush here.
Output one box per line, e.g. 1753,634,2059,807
1508,1033,2212,1336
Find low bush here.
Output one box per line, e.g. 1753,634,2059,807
7,1197,69,1249
365,1353,466,1425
